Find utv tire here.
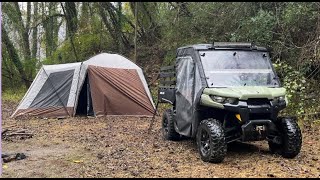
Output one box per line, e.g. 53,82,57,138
196,119,227,163
162,108,180,141
268,117,302,158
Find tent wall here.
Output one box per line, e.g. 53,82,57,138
73,53,155,117
12,53,155,119
87,66,154,116
74,53,155,111
11,62,82,118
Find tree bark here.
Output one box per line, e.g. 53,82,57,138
80,2,90,31
130,2,145,38
26,2,31,34
98,2,119,51
61,2,79,61
2,26,31,88
31,2,38,60
64,2,78,38
44,2,59,58
13,2,31,63
129,2,161,43
99,2,132,52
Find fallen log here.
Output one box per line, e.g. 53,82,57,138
2,128,34,140
5,133,33,137
2,153,27,163
2,129,9,135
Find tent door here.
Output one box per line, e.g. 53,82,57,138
75,74,94,116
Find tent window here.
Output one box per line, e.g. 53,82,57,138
30,69,74,108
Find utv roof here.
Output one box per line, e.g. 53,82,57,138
178,42,268,51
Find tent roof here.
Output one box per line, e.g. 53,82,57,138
84,53,140,69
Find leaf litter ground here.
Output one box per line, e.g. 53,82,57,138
2,100,320,178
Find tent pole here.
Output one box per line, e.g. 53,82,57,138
148,101,159,134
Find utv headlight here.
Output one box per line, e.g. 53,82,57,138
272,96,286,104
210,96,238,104
211,96,226,103
225,97,238,104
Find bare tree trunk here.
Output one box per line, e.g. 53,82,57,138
99,2,132,52
117,2,123,53
64,2,78,38
31,2,38,60
2,26,31,88
98,2,119,51
13,2,31,63
44,2,59,58
130,2,145,38
61,2,79,60
80,2,90,31
129,2,160,45
11,2,34,86
134,2,137,63
26,2,31,34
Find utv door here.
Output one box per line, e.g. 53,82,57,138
175,56,195,136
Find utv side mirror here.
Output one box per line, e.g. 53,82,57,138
266,46,273,54
264,45,273,58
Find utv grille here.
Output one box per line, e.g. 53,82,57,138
247,98,270,106
249,113,271,120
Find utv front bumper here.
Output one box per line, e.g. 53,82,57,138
240,119,278,141
223,99,286,122
223,100,285,142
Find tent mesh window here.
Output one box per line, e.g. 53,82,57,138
29,69,75,108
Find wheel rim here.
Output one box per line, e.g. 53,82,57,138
199,129,210,156
162,116,169,135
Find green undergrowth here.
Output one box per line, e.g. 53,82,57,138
2,88,27,103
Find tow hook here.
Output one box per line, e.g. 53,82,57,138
256,125,266,136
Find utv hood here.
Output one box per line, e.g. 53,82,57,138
202,86,286,100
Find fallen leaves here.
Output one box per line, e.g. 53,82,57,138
2,100,320,178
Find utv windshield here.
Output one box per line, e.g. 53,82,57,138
199,50,280,87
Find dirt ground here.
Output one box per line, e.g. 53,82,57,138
1,100,320,178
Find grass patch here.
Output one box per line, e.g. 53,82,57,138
2,88,27,103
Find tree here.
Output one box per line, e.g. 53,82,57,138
31,2,38,61
43,2,61,58
60,2,79,60
98,2,131,53
64,2,78,38
2,2,34,87
2,25,31,87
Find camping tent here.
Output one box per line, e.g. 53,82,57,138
11,53,155,118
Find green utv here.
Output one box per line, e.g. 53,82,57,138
157,42,302,163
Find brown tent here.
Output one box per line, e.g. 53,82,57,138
11,53,155,118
